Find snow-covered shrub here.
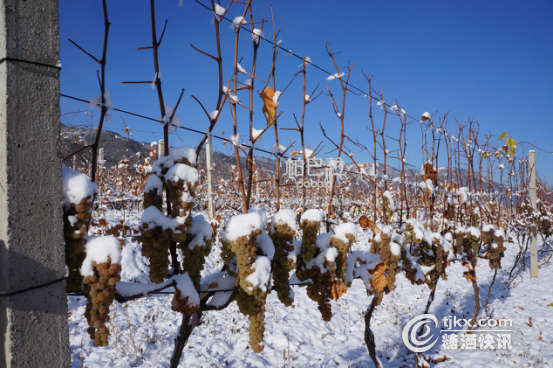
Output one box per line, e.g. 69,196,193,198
139,147,200,283
297,209,323,266
368,228,402,299
269,209,299,306
482,226,507,270
222,211,273,353
81,236,121,347
170,273,200,315
537,202,552,239
303,232,347,321
178,215,213,289
140,206,181,283
329,222,357,283
62,167,97,291
402,219,450,285
464,227,481,265
295,211,355,321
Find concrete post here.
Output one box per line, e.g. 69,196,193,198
255,172,260,197
98,147,104,177
158,139,164,158
0,1,70,367
529,150,538,278
205,133,215,220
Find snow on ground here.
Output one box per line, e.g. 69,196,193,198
68,211,553,367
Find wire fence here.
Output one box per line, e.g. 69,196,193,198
54,0,553,310
61,94,280,157
60,93,528,201
60,0,553,171
192,0,553,161
59,0,553,214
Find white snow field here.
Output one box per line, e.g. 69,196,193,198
68,211,553,367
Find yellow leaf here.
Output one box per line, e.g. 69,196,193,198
331,281,348,300
260,87,277,126
369,263,388,292
505,138,516,157
499,132,508,141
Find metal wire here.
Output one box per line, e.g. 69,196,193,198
0,56,62,70
193,0,552,156
67,281,312,297
0,277,67,298
192,0,440,126
61,93,280,157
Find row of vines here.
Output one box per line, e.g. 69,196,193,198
61,0,552,367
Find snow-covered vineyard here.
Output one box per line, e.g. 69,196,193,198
53,0,553,366
61,138,553,367
68,235,553,368
2,0,552,367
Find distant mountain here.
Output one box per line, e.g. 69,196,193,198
60,125,278,175
61,125,492,190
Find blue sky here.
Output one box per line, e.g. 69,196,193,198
59,0,553,182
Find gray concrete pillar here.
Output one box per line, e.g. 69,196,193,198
529,150,538,278
205,133,215,220
0,0,70,367
158,139,164,157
